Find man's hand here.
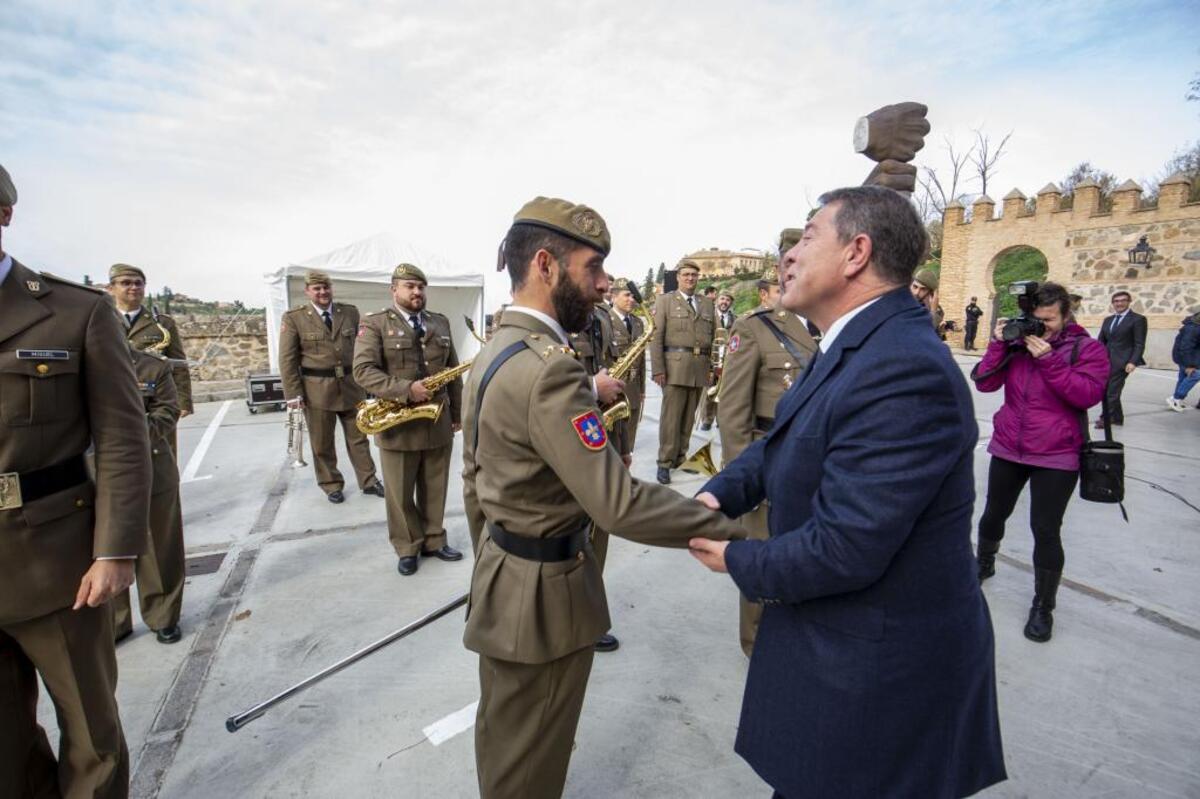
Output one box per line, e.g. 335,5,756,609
74,559,135,609
1186,366,1196,377
857,102,930,162
1124,363,1137,375
993,318,1008,341
451,422,462,433
287,398,305,410
863,160,919,194
409,380,432,403
594,369,625,406
695,491,721,512
1025,335,1052,359
652,373,666,388
180,409,193,418
688,538,729,573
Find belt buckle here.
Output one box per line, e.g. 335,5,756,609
693,347,701,356
334,365,345,379
0,473,22,510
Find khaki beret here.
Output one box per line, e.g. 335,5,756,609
779,227,803,253
758,266,780,287
0,164,15,207
913,268,939,291
611,277,635,293
677,260,701,275
392,263,427,284
305,270,332,287
109,263,146,282
718,289,735,300
512,196,611,256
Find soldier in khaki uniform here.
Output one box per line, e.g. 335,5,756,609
717,263,816,656
608,278,646,459
911,267,941,330
279,271,382,503
108,263,193,420
353,263,463,575
111,348,187,644
463,196,743,799
0,164,152,799
699,289,736,431
649,260,716,484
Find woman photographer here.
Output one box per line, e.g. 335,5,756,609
971,282,1109,643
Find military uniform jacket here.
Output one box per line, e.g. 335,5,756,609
278,302,366,411
0,261,152,626
649,291,716,387
352,307,462,451
718,306,816,464
126,306,193,413
461,312,743,664
567,305,617,376
608,307,646,398
132,350,181,497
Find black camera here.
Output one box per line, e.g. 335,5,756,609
1001,281,1046,342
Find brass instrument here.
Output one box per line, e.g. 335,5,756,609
464,316,488,345
707,326,730,400
286,406,308,467
355,360,473,434
678,442,718,477
601,305,655,430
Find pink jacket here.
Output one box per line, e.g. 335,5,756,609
973,323,1110,471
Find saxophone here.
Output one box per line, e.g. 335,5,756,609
601,305,654,430
355,360,473,434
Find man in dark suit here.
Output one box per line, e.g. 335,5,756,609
689,186,1006,799
1096,290,1147,427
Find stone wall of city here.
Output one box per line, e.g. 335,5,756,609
939,173,1200,367
175,312,271,384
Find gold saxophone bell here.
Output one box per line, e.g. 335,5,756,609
601,304,654,430
678,442,718,477
355,359,473,435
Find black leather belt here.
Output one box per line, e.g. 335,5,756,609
301,366,337,378
0,455,89,511
755,416,774,431
487,519,591,562
664,346,711,356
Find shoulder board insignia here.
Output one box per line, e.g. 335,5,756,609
571,410,608,451
26,280,40,292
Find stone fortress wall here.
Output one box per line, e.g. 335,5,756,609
175,312,270,383
939,172,1200,367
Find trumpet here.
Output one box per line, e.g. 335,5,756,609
601,304,654,430
286,406,308,467
356,360,473,434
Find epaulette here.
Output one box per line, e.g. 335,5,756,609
41,272,104,294
524,333,576,361
426,309,448,320
365,308,389,317
747,306,772,318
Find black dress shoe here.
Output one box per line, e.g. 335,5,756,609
327,490,346,504
421,545,463,562
595,633,620,653
155,626,182,644
362,483,385,498
397,556,419,575
656,467,671,484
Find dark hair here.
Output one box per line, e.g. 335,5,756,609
1034,282,1072,316
501,224,578,290
1111,290,1131,302
816,186,929,286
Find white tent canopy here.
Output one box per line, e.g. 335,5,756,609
264,233,486,372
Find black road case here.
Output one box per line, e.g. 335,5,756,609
245,373,286,413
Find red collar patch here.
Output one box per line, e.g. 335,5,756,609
571,410,608,451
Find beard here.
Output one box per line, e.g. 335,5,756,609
551,268,594,333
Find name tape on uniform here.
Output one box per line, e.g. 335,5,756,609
16,349,70,360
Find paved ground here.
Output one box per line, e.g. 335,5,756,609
37,355,1200,798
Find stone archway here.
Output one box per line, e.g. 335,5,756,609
986,245,1049,323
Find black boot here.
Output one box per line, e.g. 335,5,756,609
1023,568,1061,643
976,538,1000,581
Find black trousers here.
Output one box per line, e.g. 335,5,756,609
1103,366,1129,423
978,455,1078,572
963,322,979,350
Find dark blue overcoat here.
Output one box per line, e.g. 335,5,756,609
704,287,1006,799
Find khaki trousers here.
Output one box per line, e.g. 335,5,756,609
476,646,595,799
0,605,128,799
113,487,185,636
700,390,717,425
738,503,770,657
381,445,451,557
306,406,378,494
657,384,703,468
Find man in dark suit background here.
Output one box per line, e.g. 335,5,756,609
1096,290,1147,427
689,186,1005,799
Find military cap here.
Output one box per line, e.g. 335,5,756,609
779,227,803,253
0,164,16,207
758,266,780,287
611,277,635,293
511,196,611,256
677,260,701,275
305,270,332,287
718,288,735,300
913,267,939,291
109,263,147,282
392,263,427,284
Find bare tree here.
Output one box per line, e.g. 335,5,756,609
971,129,1013,198
915,135,975,220
1059,162,1118,211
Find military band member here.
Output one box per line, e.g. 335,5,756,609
462,196,743,799
700,289,736,431
717,265,816,656
608,278,646,460
0,164,152,799
911,266,943,333
279,271,382,503
112,348,186,644
353,264,463,575
649,260,716,484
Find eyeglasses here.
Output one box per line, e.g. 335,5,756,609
113,279,145,288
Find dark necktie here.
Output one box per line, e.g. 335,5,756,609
687,296,696,315
1110,314,1122,334
624,314,633,336
322,310,332,331
410,314,427,377
125,312,136,327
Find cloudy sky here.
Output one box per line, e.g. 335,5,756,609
2,0,1197,310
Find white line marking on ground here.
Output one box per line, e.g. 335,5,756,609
181,474,214,485
180,400,232,483
423,700,479,746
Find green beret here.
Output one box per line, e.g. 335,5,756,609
913,268,939,291
512,196,611,256
109,263,146,282
779,227,803,253
0,164,15,207
677,260,701,275
392,263,427,284
758,266,780,287
305,270,332,287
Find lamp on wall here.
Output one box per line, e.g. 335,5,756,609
1127,235,1156,266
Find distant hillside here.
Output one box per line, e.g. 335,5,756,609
146,291,263,316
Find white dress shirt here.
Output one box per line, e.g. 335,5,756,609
505,306,597,398
819,298,881,353
0,253,12,287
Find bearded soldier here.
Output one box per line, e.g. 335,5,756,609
353,264,463,575
462,196,742,799
279,270,383,503
717,260,816,655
